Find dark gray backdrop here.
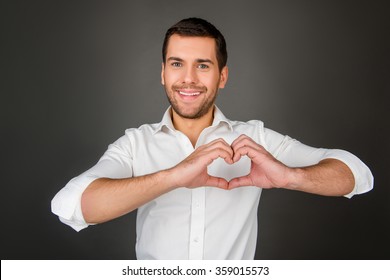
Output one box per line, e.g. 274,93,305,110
2,0,389,259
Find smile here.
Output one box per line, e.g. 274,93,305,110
179,91,201,96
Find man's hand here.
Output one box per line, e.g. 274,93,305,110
168,138,234,189
228,134,291,189
168,135,291,190
228,134,355,196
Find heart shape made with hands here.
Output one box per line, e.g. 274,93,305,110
207,155,251,182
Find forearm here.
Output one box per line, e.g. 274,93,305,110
286,158,355,196
81,169,176,224
81,138,235,224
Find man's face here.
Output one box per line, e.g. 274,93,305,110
161,34,228,119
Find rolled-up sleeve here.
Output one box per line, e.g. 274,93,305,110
264,128,374,198
51,135,133,231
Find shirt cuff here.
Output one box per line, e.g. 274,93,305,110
51,173,99,231
322,149,374,198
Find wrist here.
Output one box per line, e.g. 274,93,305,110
160,168,180,191
284,167,306,191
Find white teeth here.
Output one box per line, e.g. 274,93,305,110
179,91,200,96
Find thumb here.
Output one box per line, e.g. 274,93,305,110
228,176,253,189
206,176,229,189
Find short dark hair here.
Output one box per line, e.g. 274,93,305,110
162,18,228,71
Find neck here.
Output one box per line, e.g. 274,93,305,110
171,107,214,147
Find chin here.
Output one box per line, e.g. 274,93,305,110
177,110,203,119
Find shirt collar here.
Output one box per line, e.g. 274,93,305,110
154,106,233,134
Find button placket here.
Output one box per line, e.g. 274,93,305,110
188,187,206,259
174,130,207,260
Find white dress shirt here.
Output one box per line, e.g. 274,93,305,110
51,106,374,259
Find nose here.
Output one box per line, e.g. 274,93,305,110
183,66,198,84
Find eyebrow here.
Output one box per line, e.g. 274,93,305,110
167,57,214,65
196,58,214,65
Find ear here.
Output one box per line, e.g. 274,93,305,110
218,66,229,89
161,62,165,85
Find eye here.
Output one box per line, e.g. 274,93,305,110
198,64,209,69
171,62,182,67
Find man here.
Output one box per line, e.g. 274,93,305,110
51,18,374,259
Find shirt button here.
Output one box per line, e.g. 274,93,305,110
193,237,199,243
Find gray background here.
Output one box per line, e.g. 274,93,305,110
2,0,389,259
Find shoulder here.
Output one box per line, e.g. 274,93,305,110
124,122,160,136
227,119,265,134
106,122,159,154
225,119,266,145
230,119,264,128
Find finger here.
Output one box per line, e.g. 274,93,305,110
231,134,262,151
230,134,250,147
196,147,233,166
228,175,254,189
231,134,259,149
204,138,231,150
204,140,234,164
206,176,229,189
232,144,261,163
205,138,233,152
231,136,264,162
